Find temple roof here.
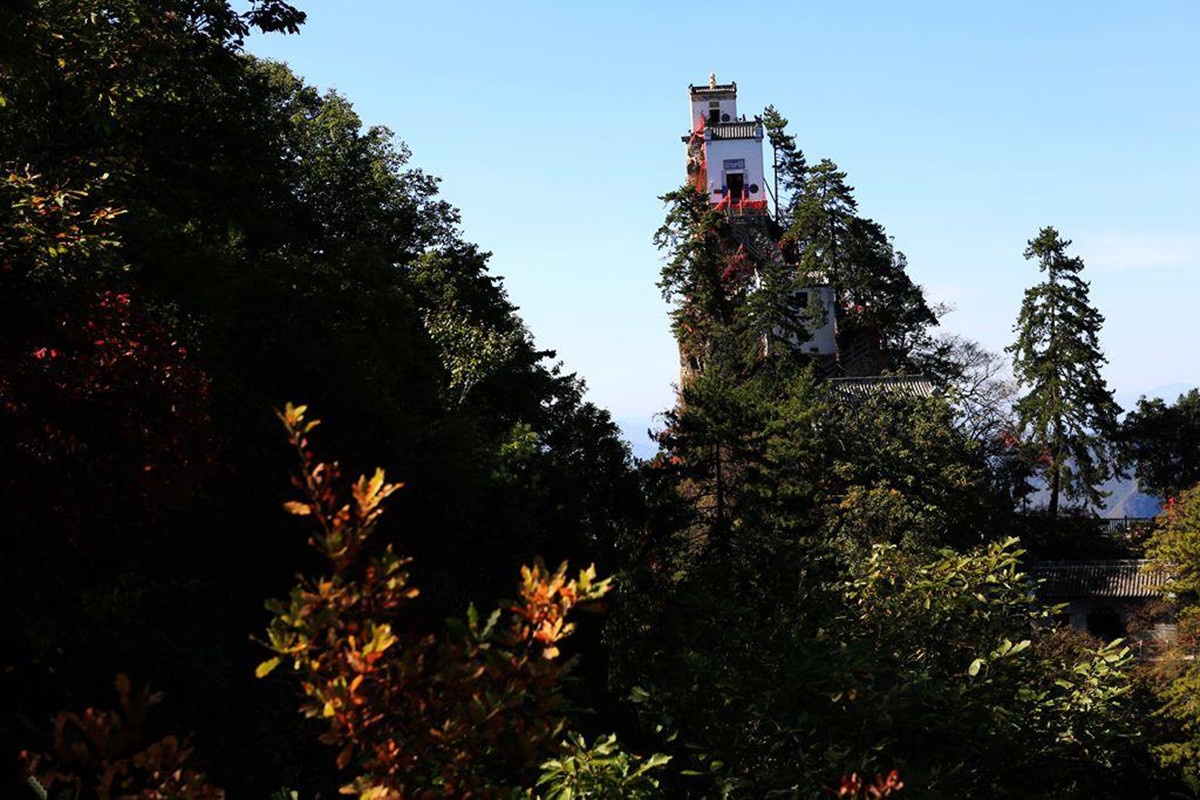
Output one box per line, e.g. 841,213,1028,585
829,375,939,403
1031,560,1169,599
707,120,762,141
690,82,737,98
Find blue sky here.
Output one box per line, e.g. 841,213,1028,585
246,1,1199,449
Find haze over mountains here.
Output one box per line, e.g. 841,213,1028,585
619,382,1199,518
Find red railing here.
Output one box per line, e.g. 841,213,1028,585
715,189,768,216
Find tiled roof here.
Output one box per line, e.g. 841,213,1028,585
1032,560,1168,599
708,121,761,140
690,83,737,96
830,375,939,403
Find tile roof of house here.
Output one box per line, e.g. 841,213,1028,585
707,120,761,140
690,83,737,97
829,375,939,403
1031,560,1169,599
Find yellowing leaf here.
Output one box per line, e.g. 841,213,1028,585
255,657,281,678
368,467,384,500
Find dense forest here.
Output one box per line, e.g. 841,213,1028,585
4,3,1200,798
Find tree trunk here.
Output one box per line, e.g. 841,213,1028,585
1048,465,1060,523
773,146,780,220
1049,407,1063,525
713,442,727,548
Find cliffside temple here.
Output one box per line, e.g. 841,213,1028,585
678,76,927,397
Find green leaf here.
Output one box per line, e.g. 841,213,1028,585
968,658,985,677
481,607,501,640
26,776,47,800
629,685,652,703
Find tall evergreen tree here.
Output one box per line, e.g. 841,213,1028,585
762,105,807,222
1007,227,1121,518
787,159,937,364
790,159,859,284
655,185,743,375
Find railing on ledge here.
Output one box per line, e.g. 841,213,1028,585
714,191,769,218
1016,514,1157,535
725,200,769,217
1099,516,1158,536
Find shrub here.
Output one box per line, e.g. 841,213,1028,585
259,403,619,797
19,674,224,799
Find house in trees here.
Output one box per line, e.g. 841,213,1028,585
684,78,770,214
679,77,887,379
1031,560,1176,656
683,78,837,367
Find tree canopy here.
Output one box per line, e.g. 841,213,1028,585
2,4,640,794
1008,227,1122,517
1121,389,1200,501
3,6,1195,797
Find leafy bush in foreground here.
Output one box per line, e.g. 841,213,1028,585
259,403,661,797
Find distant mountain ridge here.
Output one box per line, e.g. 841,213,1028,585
617,416,660,460
1024,473,1162,519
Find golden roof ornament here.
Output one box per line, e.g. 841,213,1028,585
709,72,717,89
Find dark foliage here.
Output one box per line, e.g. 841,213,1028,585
1121,389,1200,501
1,3,639,794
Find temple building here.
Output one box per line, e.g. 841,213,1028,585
684,79,769,213
1031,559,1176,656
679,76,838,378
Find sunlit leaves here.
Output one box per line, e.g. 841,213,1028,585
255,657,281,678
1,167,124,281
423,300,521,406
261,404,617,796
535,732,670,799
1145,486,1200,778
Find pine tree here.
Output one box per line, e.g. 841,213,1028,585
1008,227,1121,518
762,105,807,222
652,360,827,556
787,159,936,364
655,184,811,377
655,184,745,377
790,159,859,285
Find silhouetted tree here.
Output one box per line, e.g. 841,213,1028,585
1121,389,1200,500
